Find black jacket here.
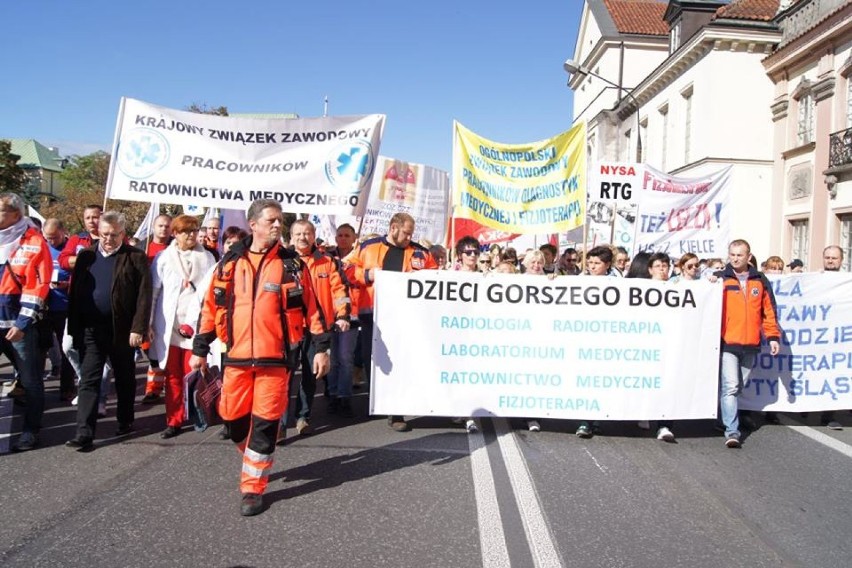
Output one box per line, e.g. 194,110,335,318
68,243,152,348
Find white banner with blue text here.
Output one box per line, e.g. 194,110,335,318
370,271,722,420
740,272,852,412
105,97,385,213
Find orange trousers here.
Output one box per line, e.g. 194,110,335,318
219,365,290,495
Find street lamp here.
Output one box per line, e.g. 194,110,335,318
563,58,642,162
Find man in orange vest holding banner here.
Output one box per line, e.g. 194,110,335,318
190,199,330,517
346,212,437,432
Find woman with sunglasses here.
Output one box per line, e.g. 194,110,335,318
670,253,700,283
452,236,484,433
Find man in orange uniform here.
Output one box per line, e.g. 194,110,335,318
346,212,437,432
716,239,781,448
0,193,52,451
290,219,351,432
190,199,330,516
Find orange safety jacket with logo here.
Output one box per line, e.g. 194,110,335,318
192,238,330,367
717,265,781,353
299,246,350,330
0,226,52,331
327,246,362,322
345,236,438,314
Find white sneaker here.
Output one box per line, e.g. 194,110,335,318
637,421,650,430
527,420,541,432
465,419,478,433
656,426,675,442
71,395,78,406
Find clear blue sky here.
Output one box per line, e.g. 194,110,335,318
1,1,580,173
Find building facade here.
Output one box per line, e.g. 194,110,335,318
570,0,783,259
763,0,852,270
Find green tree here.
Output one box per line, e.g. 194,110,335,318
59,151,111,192
42,150,149,233
0,139,27,194
187,102,229,116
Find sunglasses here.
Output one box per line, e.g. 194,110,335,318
684,263,698,269
462,249,480,256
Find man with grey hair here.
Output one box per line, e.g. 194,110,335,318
66,211,152,450
0,193,52,451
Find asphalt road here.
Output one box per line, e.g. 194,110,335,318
1,363,851,568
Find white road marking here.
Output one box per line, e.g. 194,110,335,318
582,447,609,474
468,427,511,568
781,416,852,458
493,418,564,568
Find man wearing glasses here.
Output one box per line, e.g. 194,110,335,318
66,212,152,451
558,247,581,275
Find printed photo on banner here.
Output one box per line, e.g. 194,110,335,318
452,121,586,234
740,273,852,413
356,156,450,246
105,97,385,214
632,165,731,257
586,162,640,253
370,271,722,420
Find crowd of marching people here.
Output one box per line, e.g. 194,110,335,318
1,192,847,515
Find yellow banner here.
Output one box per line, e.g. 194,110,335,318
452,121,586,234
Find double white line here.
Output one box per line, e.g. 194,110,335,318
467,418,563,568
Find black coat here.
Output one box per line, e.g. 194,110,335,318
68,243,152,349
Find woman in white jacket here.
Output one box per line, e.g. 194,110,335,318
149,215,216,438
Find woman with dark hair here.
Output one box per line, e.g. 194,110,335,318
452,236,482,433
574,246,618,439
221,226,248,254
149,215,217,438
625,251,652,278
628,251,676,442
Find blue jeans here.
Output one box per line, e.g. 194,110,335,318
1,328,44,434
327,328,357,399
720,351,755,439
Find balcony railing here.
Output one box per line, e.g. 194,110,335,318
779,0,848,47
829,127,852,169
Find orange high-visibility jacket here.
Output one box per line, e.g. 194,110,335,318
299,246,350,330
345,236,438,314
192,239,330,367
718,266,781,352
0,226,52,331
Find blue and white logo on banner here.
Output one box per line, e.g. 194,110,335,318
325,141,374,193
117,127,170,180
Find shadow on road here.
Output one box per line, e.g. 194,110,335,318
266,432,466,504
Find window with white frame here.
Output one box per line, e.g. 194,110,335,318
683,90,693,163
797,92,814,145
790,219,810,267
638,118,647,163
670,21,681,54
840,214,852,272
847,78,852,128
